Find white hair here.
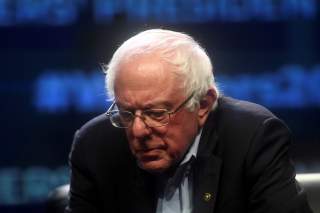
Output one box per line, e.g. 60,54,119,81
103,29,219,111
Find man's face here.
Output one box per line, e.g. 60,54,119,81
113,54,204,173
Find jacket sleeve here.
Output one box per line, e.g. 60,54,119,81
245,117,313,213
65,130,99,213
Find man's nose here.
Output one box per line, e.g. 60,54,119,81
131,115,151,138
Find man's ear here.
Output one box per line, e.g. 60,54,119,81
197,88,217,126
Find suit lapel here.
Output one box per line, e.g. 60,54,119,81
193,155,222,213
193,110,222,213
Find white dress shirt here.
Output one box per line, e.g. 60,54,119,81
156,130,202,213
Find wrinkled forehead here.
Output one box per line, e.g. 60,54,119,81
113,54,186,102
115,53,182,86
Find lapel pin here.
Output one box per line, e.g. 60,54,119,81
203,192,213,202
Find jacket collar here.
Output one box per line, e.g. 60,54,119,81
192,108,222,213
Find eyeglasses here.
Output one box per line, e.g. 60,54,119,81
106,93,194,128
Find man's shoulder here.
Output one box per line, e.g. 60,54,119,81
205,96,285,148
77,113,124,139
219,96,275,117
72,113,128,156
217,96,278,126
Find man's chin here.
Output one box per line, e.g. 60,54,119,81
137,159,171,174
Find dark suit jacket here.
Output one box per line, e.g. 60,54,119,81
66,96,312,213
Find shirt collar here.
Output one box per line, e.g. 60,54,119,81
179,128,202,166
156,129,203,200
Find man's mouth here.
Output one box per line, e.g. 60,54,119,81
138,148,162,161
140,154,159,162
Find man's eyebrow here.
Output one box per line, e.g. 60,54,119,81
144,101,172,109
114,102,131,111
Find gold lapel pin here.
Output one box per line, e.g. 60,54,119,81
203,192,213,202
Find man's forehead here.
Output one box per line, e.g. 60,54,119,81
113,54,186,108
114,86,185,112
114,61,180,92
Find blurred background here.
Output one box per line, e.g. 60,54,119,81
0,0,319,212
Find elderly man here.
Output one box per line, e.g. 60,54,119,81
66,29,312,213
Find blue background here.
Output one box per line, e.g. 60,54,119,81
0,0,319,212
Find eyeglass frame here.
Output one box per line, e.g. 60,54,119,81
105,92,195,128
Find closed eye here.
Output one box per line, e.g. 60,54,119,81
143,109,168,121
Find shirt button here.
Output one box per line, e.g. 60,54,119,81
203,192,213,202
